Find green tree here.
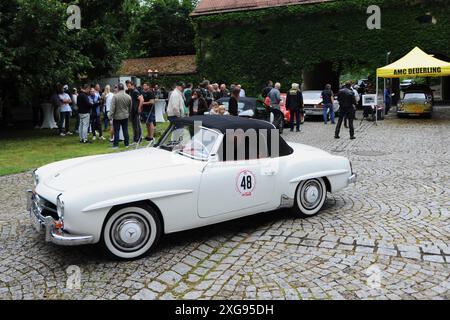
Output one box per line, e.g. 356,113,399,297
0,0,82,120
0,0,139,125
128,0,196,58
61,0,139,79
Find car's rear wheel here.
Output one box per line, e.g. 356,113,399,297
101,204,161,260
292,178,327,218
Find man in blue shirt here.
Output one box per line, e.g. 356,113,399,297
384,87,392,115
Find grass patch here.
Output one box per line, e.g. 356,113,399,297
0,120,169,176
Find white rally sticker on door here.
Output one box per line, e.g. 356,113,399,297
236,170,256,197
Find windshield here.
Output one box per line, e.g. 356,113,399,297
404,93,426,101
158,124,220,160
303,91,322,100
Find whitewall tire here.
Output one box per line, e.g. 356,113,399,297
101,204,161,260
293,178,327,218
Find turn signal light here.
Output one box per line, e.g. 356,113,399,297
55,220,64,230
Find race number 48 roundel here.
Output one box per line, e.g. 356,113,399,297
236,170,256,197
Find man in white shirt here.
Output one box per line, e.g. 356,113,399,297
57,84,73,136
166,82,186,122
237,84,246,98
103,85,114,130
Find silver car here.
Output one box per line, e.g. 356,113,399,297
302,90,340,119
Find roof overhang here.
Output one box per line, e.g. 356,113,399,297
191,0,334,17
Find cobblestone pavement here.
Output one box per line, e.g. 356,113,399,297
1,109,450,300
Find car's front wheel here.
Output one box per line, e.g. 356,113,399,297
292,178,327,218
101,203,161,260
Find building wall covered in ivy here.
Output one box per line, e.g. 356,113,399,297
192,0,450,95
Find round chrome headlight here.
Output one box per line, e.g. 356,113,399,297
57,195,65,219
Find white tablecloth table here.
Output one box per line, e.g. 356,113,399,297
154,100,167,123
40,103,58,129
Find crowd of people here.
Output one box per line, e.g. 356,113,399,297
48,77,376,148
48,80,252,148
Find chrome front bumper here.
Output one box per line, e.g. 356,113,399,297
397,110,432,115
304,109,323,116
348,173,357,184
26,190,94,246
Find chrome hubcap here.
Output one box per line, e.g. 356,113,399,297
119,221,143,244
301,180,323,210
112,214,149,251
305,186,319,203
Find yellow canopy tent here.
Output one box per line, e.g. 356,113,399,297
377,46,450,78
375,47,450,107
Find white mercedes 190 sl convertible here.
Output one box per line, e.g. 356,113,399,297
27,116,356,259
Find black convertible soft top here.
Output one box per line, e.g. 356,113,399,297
173,115,275,133
172,115,293,158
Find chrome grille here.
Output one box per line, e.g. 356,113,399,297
34,194,58,219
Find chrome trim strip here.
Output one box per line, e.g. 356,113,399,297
290,170,348,184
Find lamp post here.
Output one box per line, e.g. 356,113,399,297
384,51,391,91
147,69,159,82
147,69,161,99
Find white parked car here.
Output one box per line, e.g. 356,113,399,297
27,116,356,260
302,90,340,118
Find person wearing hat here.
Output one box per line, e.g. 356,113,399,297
166,82,186,122
335,81,357,140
